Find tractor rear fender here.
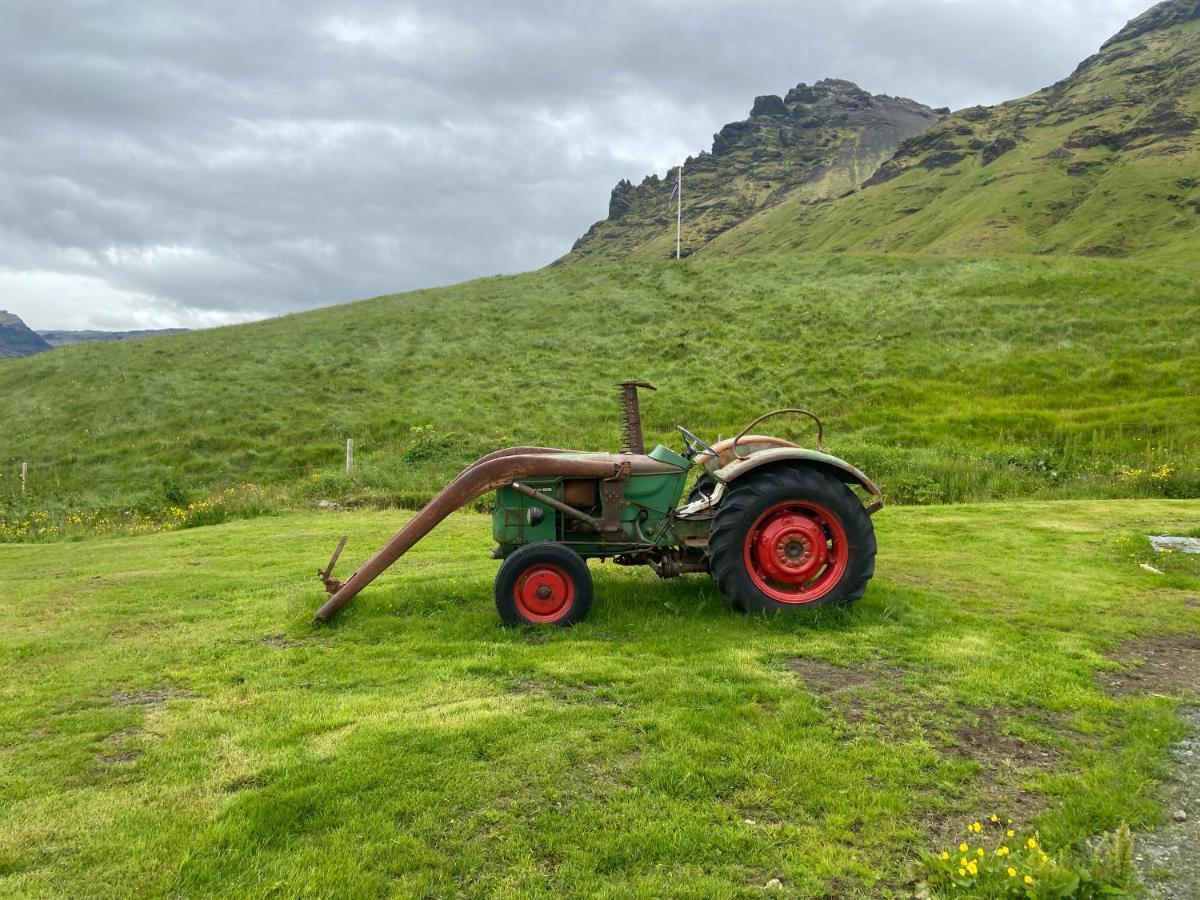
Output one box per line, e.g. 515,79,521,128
713,447,884,514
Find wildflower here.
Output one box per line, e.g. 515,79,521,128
1027,837,1038,849
1040,852,1049,863
960,857,968,866
958,868,966,877
996,846,1009,857
966,861,978,876
1024,875,1034,885
1007,829,1015,837
1007,867,1017,877
959,842,969,852
989,814,999,823
976,848,985,858
940,851,949,860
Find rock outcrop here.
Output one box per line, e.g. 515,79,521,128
559,79,941,263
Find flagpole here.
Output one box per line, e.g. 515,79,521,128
675,163,682,260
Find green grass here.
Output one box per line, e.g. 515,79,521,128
0,499,1197,896
1,255,1197,534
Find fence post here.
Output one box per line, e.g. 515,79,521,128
20,462,27,494
345,439,354,475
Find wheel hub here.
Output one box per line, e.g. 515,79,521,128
741,499,850,605
754,513,827,583
515,564,574,619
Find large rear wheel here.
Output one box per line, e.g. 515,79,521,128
494,542,594,627
709,467,875,612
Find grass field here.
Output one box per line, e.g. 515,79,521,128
1,255,1197,541
1,499,1197,896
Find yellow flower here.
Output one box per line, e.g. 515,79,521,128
970,821,982,833
996,846,1009,857
940,851,949,860
1007,829,1015,837
977,848,985,858
958,868,966,877
1040,852,1049,862
1025,875,1034,885
989,814,999,823
960,857,968,866
966,861,978,875
1008,867,1017,877
1027,838,1038,849
959,842,969,852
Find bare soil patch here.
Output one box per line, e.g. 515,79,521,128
786,657,1068,850
111,687,195,707
1099,634,1200,698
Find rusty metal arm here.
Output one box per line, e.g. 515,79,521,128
732,409,826,457
314,452,622,622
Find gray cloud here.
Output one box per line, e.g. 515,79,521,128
0,0,1150,329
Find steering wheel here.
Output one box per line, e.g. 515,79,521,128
676,425,718,461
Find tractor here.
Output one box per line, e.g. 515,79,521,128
315,382,882,625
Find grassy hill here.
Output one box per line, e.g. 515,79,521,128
707,0,1200,261
0,255,1196,534
1,500,1197,895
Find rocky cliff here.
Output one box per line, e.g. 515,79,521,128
558,79,942,263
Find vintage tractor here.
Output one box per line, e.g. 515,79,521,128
315,382,882,625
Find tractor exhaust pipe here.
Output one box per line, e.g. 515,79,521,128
314,448,623,622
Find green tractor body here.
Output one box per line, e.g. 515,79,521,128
314,383,882,626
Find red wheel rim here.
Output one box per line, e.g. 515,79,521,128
513,563,575,623
742,500,849,604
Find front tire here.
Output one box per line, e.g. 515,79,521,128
709,467,876,612
494,543,594,627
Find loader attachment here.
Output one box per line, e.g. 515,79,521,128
313,447,625,622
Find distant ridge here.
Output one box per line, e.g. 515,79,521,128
0,311,51,359
38,328,191,349
0,310,190,358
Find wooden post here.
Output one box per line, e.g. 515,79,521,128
345,439,354,475
20,462,27,494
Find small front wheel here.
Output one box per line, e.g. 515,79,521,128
494,543,594,627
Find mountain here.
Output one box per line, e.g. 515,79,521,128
563,0,1200,264
37,329,191,348
703,0,1200,260
559,79,942,263
0,311,51,359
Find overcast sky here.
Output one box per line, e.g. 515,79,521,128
1,0,1151,330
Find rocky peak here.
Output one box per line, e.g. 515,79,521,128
559,78,941,264
1103,0,1200,49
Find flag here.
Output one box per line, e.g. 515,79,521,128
667,169,680,204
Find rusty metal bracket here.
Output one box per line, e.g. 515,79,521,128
318,535,348,594
600,460,632,532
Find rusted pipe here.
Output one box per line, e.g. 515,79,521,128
314,453,623,622
511,481,603,530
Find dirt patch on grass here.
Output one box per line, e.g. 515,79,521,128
507,677,628,708
954,708,1061,771
786,659,1069,849
259,633,307,649
1099,634,1200,698
111,687,195,707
